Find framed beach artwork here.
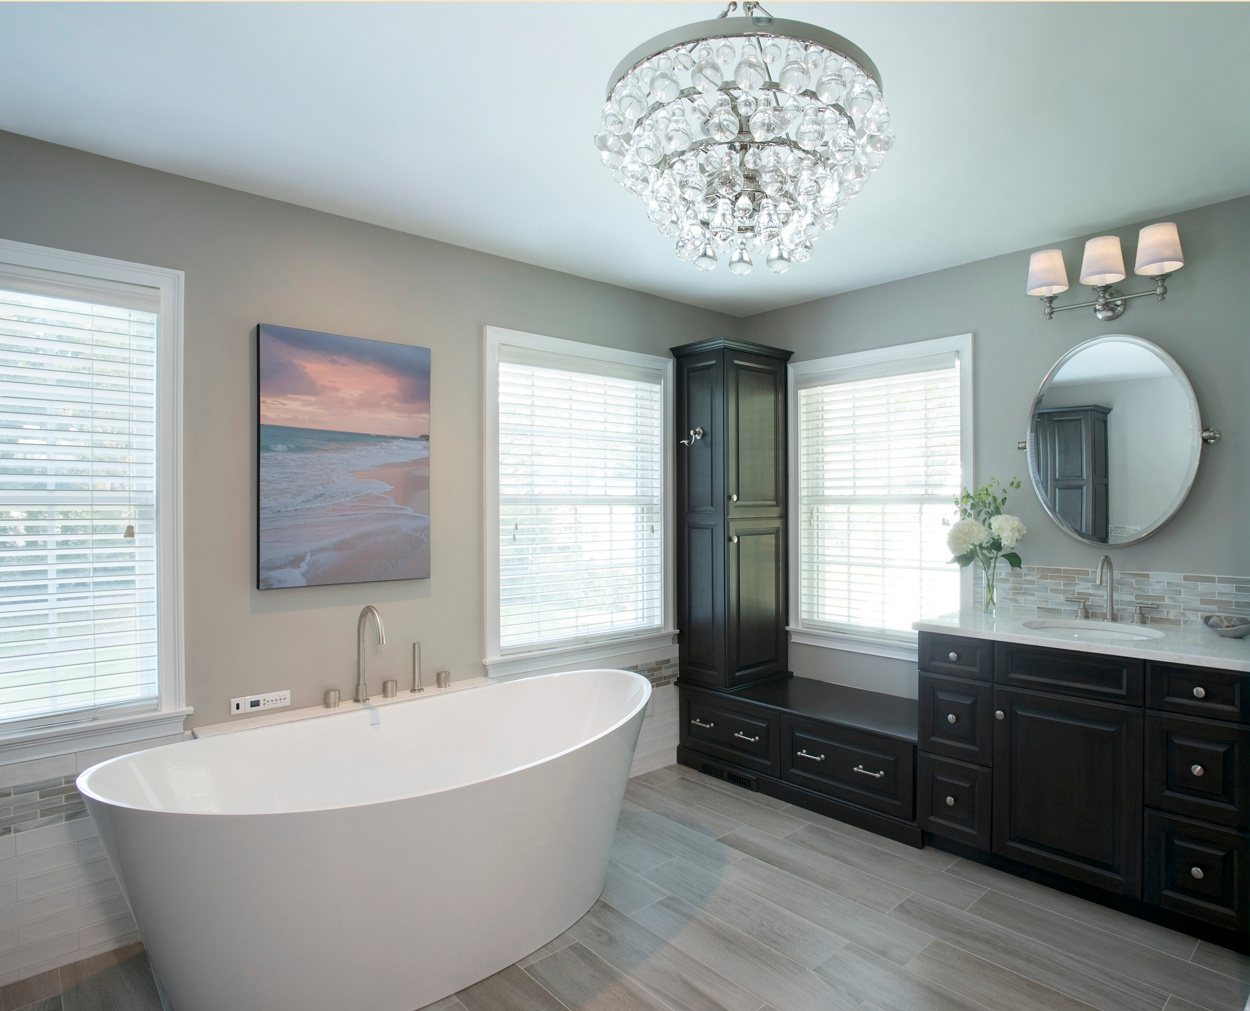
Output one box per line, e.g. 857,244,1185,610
257,324,431,589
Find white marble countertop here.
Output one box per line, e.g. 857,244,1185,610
914,611,1250,673
193,676,493,739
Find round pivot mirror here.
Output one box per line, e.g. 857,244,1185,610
1026,335,1204,547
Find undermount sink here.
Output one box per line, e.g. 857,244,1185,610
1022,619,1166,642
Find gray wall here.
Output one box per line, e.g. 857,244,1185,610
741,195,1250,695
0,131,740,729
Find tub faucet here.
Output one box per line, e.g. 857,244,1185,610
355,605,386,703
1095,555,1116,622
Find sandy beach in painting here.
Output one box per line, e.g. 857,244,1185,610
258,424,430,588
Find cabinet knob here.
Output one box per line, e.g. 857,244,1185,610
729,493,738,503
1191,866,1205,881
947,651,960,662
679,427,705,447
945,795,956,807
946,713,958,725
995,710,1005,721
1191,763,1205,778
729,535,739,544
1192,686,1207,700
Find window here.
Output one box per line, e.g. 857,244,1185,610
789,334,972,658
0,239,185,751
484,327,673,676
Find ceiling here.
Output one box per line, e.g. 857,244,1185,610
2,2,1249,317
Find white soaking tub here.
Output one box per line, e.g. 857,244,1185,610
77,668,651,1011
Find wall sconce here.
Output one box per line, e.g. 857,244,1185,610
1026,222,1184,321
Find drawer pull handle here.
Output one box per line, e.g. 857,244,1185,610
944,795,956,807
797,749,826,763
1191,763,1205,777
946,713,958,725
947,651,960,662
690,718,715,730
995,710,1005,721
733,731,761,743
1191,866,1205,881
853,764,886,780
1192,686,1207,700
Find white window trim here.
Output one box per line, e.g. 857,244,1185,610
482,325,675,677
0,238,190,762
787,333,974,661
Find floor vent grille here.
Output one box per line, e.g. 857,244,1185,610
725,769,758,791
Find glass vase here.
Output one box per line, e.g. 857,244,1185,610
981,559,998,614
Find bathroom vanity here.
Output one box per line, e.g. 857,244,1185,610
916,614,1249,950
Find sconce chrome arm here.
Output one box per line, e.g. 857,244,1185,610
1038,274,1171,321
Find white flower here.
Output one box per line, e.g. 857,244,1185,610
990,514,1027,551
947,518,990,556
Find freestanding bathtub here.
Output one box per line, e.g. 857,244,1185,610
77,668,650,1011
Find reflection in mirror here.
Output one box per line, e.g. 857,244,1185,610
1027,335,1202,546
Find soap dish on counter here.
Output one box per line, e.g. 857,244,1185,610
1202,615,1250,638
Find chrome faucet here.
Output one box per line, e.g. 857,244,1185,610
355,605,386,703
1095,555,1116,622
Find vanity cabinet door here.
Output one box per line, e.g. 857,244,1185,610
993,687,1143,897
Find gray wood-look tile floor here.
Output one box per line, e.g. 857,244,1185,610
4,764,1247,1011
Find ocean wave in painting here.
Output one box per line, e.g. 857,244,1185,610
258,424,430,589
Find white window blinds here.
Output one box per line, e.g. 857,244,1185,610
796,351,963,644
0,278,161,728
497,349,664,654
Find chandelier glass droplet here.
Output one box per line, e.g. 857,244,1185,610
596,2,892,274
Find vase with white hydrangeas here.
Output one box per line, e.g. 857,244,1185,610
947,478,1027,614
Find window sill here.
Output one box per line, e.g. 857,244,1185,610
788,627,919,663
485,630,678,679
0,707,194,766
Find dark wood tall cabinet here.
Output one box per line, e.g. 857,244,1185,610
1033,405,1110,542
673,338,791,692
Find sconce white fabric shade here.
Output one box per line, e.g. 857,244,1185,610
1135,221,1184,275
1026,249,1070,296
1079,235,1127,286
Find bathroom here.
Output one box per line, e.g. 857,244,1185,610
0,2,1247,1009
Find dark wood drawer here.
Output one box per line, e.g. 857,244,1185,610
995,642,1143,705
919,753,991,850
1147,713,1249,828
1146,811,1248,932
918,674,992,765
782,716,914,820
680,689,779,775
1148,662,1250,724
918,632,992,682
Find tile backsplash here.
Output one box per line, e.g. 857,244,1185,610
984,565,1250,627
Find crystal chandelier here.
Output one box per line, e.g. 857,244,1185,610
596,2,893,274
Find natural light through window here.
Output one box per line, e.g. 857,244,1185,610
791,335,971,653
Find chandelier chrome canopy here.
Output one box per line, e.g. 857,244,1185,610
596,1,893,275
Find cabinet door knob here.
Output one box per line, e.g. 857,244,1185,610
1192,686,1207,700
946,713,958,724
995,710,1005,721
944,795,956,807
729,535,739,544
679,427,704,446
1191,763,1205,777
947,651,960,662
729,493,738,502
1190,866,1205,881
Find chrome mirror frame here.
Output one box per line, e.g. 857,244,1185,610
1025,334,1209,548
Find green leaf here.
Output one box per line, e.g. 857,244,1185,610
950,551,976,567
1002,552,1023,569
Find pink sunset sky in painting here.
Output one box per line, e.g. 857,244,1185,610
259,324,430,438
